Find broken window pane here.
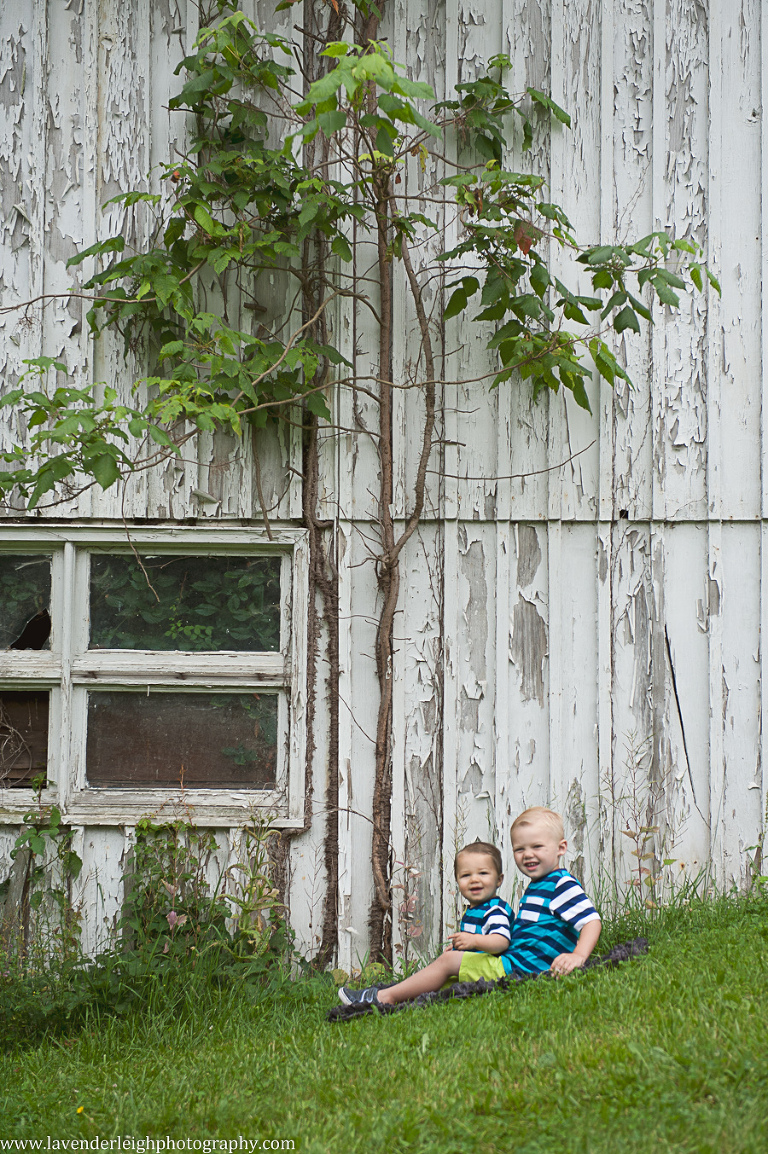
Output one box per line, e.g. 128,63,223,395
0,691,49,788
89,554,281,652
86,691,278,788
0,555,52,650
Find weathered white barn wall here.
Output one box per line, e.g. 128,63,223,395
1,0,766,963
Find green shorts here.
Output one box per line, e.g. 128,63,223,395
457,952,507,982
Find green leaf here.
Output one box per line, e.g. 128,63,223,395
527,87,571,127
706,267,721,294
395,77,434,100
443,287,467,320
159,340,185,360
319,110,347,136
66,235,125,268
305,391,332,420
591,269,614,290
193,204,219,235
375,124,395,158
570,377,592,412
614,305,641,334
91,453,121,489
321,42,349,57
331,235,352,262
585,246,615,265
653,281,680,308
102,191,161,209
529,262,551,298
689,264,703,292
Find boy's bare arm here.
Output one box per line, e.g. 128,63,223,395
550,918,602,975
447,931,509,955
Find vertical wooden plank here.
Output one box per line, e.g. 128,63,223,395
595,0,615,888
547,0,603,524
554,525,599,883
454,523,497,848
761,0,768,879
0,0,45,513
545,519,562,832
392,527,444,960
715,0,762,520
335,529,378,970
612,0,654,522
440,0,462,938
506,523,550,861
706,0,726,879
719,524,762,885
657,524,711,871
75,826,127,955
388,0,447,961
652,0,710,523
500,0,552,524
605,522,650,890
494,518,512,876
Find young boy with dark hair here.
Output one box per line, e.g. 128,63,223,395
338,808,601,1006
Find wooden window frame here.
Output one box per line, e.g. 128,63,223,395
0,524,309,829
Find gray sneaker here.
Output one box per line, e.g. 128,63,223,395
338,985,381,1006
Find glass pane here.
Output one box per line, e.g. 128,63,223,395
0,691,49,788
86,691,278,788
89,554,281,651
0,554,52,650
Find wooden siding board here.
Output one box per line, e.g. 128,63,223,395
453,523,497,850
0,1,45,513
718,522,762,885
553,524,600,879
609,0,655,523
74,825,128,955
335,526,377,970
716,0,762,521
392,526,444,959
761,0,768,875
548,0,602,524
504,523,551,881
653,0,710,522
658,523,712,866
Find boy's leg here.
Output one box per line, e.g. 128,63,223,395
376,950,464,1005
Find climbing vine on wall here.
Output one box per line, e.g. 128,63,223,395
0,0,716,962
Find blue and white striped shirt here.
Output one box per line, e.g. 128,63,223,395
460,897,514,948
503,869,600,974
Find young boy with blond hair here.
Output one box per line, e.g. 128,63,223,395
506,806,601,976
338,807,601,1007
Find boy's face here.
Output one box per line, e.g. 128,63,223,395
455,851,502,906
511,821,567,881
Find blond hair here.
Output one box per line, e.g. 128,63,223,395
510,807,565,842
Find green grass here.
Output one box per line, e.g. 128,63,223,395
2,893,768,1154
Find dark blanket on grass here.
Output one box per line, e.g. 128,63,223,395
327,937,649,1022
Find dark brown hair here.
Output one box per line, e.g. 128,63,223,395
454,840,503,878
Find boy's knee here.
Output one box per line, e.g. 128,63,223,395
440,949,463,975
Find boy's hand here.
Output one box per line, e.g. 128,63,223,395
550,952,586,976
448,931,476,951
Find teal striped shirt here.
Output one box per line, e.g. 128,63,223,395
503,869,600,974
